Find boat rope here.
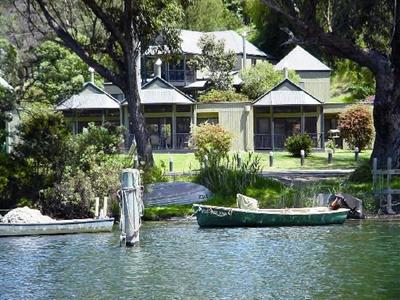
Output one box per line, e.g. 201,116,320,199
206,207,233,217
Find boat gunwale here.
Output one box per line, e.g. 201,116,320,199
0,218,115,227
193,204,349,216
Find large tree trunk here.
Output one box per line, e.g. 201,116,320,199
371,71,400,168
124,54,154,166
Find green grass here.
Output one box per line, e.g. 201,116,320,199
143,205,193,220
328,93,357,103
154,150,372,172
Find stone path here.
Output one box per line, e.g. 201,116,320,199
143,182,212,207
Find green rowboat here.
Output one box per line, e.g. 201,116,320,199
193,204,349,228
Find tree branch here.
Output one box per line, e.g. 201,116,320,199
28,0,123,87
81,0,127,52
262,0,388,75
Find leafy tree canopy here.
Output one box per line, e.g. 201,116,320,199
189,34,236,90
182,0,242,31
25,40,102,105
240,61,299,99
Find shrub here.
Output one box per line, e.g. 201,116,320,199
41,150,130,219
196,153,262,196
142,163,168,185
338,104,374,150
240,61,300,99
75,122,125,155
198,89,249,103
285,134,314,157
11,110,70,203
41,169,95,219
190,123,232,164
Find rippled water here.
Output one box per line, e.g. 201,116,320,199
0,220,399,300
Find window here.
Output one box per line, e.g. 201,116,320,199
77,110,103,117
303,106,317,113
176,117,191,133
176,105,191,112
197,112,219,125
305,117,317,134
273,106,301,113
144,104,172,113
145,117,172,149
255,117,271,134
254,107,270,114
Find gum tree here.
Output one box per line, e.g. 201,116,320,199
18,0,185,165
262,0,400,167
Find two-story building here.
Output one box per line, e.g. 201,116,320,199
56,30,341,152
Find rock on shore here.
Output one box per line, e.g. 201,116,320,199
1,207,55,224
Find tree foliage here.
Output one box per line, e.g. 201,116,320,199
338,104,374,150
198,89,249,103
261,0,400,167
188,34,236,90
190,123,232,164
19,0,185,165
331,59,375,101
182,0,242,31
244,0,291,58
240,61,300,99
25,40,102,105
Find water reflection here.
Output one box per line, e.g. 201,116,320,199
0,221,399,299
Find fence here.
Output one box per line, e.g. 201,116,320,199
372,157,399,214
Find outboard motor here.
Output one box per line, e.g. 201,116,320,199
328,194,363,219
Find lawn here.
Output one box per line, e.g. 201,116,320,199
154,149,372,172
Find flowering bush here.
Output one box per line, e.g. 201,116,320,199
190,123,232,164
338,104,374,150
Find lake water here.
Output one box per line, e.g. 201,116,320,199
0,220,399,300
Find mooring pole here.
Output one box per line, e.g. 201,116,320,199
120,169,143,246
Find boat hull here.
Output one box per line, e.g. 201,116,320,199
193,205,348,228
0,218,114,237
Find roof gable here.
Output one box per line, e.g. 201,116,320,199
122,77,195,105
275,46,330,71
253,78,322,106
55,82,120,110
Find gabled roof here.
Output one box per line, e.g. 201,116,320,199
122,76,195,105
148,30,274,59
253,78,323,106
275,46,330,71
55,82,120,110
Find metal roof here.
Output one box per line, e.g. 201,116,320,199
122,77,195,105
56,82,120,110
253,79,323,106
148,30,273,59
275,46,331,71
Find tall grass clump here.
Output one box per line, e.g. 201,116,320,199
196,153,262,196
